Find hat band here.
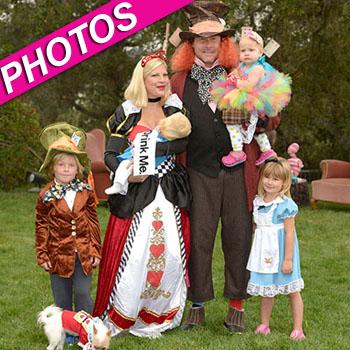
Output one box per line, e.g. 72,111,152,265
189,20,225,35
48,136,80,152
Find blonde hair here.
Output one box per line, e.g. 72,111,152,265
49,153,84,181
257,157,292,197
158,112,191,141
124,58,171,108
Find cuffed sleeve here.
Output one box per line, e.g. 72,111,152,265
276,197,298,220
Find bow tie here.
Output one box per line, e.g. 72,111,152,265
43,178,92,203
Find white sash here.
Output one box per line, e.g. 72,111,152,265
133,130,158,176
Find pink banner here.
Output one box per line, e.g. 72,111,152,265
0,0,191,105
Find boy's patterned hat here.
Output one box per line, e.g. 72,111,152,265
39,122,91,178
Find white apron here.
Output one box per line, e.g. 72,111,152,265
247,200,284,274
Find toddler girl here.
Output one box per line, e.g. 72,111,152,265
246,157,305,340
211,30,291,167
35,123,101,321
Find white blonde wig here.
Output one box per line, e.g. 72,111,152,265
124,57,171,108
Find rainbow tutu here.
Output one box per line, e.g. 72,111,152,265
211,70,292,117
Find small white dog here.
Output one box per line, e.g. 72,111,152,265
38,305,111,350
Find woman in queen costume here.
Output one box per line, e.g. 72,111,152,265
210,29,292,167
93,50,191,338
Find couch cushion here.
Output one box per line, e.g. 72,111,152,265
312,178,350,204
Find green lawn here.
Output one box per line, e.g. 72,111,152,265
0,191,349,349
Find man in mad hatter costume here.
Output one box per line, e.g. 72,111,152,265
35,123,101,322
170,1,281,332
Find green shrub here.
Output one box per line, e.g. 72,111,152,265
0,99,43,191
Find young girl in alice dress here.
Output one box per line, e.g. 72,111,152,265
247,157,305,340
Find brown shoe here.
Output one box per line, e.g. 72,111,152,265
224,306,245,333
181,306,205,330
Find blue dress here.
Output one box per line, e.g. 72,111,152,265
247,195,304,297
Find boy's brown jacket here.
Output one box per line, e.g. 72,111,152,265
35,181,101,277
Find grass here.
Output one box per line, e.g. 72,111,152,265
0,190,349,349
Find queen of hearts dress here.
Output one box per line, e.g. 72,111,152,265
247,195,304,297
93,94,191,338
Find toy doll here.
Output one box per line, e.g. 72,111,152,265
287,143,304,184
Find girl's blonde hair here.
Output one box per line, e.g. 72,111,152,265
257,157,292,197
124,57,171,108
48,153,84,181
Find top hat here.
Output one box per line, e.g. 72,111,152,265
179,1,235,41
39,122,91,178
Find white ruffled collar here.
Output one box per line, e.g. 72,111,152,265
122,93,183,116
122,99,141,116
254,195,285,207
164,93,183,109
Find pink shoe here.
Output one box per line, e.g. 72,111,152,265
255,324,271,335
290,329,306,340
255,149,277,166
222,151,247,167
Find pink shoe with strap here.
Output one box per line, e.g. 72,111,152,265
290,329,306,340
222,151,247,167
255,149,277,166
255,324,271,335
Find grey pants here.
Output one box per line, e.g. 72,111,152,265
187,167,252,302
50,256,93,313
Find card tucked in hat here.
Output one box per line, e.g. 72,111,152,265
39,122,91,178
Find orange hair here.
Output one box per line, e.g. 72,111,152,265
170,42,195,72
170,37,239,72
219,37,239,71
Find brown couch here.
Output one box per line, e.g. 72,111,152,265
311,159,350,208
86,129,110,201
